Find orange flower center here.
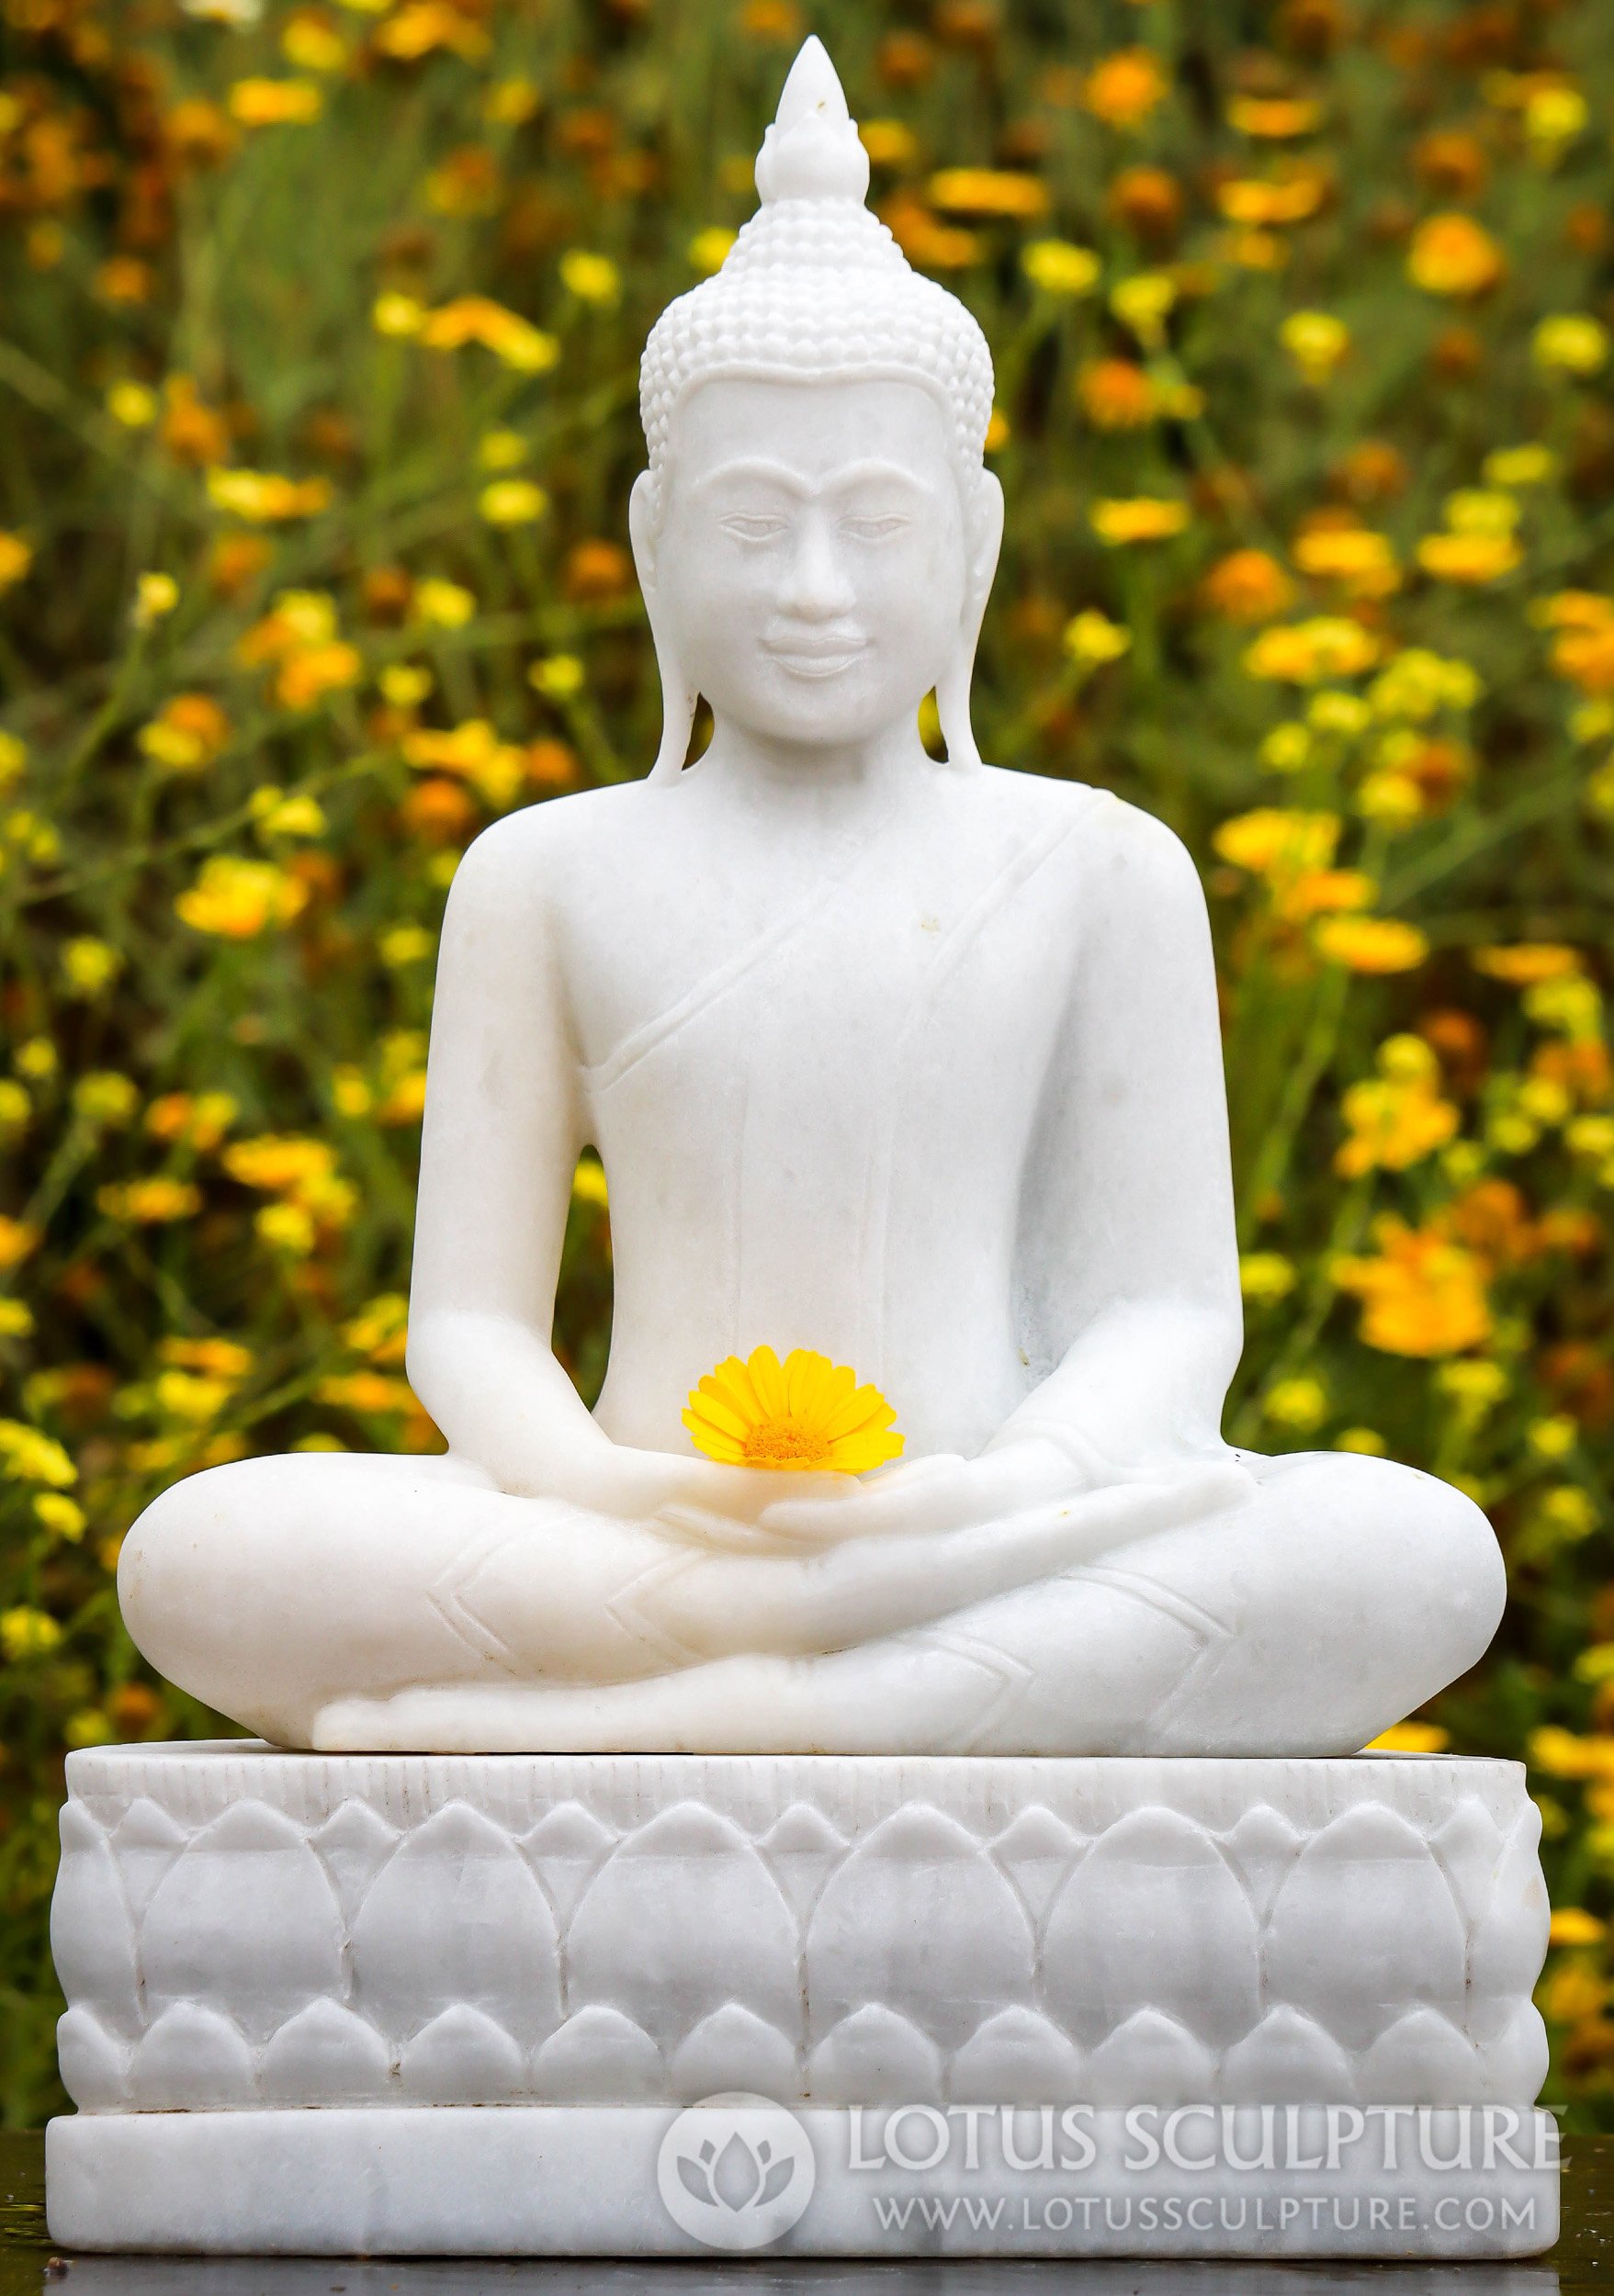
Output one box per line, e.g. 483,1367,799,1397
740,1421,830,1469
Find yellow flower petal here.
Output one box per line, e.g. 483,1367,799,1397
683,1345,904,1474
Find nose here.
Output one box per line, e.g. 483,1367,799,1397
775,511,855,622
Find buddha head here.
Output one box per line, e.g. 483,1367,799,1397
631,39,1003,780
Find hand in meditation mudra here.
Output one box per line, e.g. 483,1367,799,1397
122,42,1504,1757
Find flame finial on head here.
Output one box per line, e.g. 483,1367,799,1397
754,35,870,205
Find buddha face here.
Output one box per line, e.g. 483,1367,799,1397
635,377,996,753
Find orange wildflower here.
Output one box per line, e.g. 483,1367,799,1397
1335,1221,1492,1357
1407,213,1506,297
1081,50,1168,130
1202,549,1295,624
1077,359,1157,429
927,168,1048,219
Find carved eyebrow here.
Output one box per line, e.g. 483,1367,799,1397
694,458,931,500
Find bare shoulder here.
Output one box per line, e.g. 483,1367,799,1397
971,769,1203,906
445,784,651,917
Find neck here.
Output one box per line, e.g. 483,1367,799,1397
694,714,934,795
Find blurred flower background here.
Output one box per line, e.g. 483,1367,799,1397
1,0,1613,2125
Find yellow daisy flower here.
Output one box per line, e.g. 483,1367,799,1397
683,1345,903,1474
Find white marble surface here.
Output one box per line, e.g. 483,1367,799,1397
47,2103,1559,2257
111,39,1506,1759
52,1747,1549,2118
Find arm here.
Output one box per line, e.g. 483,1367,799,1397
405,814,613,1495
995,798,1243,1472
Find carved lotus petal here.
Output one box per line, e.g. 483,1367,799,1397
1043,1806,1258,2049
1220,2006,1356,2103
131,2001,256,2109
807,2006,943,2104
400,2004,525,2102
1430,1799,1507,1930
141,1801,342,2044
107,1795,187,1919
56,2006,130,2112
520,1801,617,1927
1082,2009,1218,2107
758,1803,848,1922
1359,2008,1484,2103
671,2004,799,2101
1469,1809,1551,2004
531,2007,665,2102
1221,1805,1304,1927
350,1800,559,2046
948,2007,1086,2103
308,1801,400,1927
988,1808,1084,1929
1264,1806,1466,2051
568,1802,796,2052
261,1999,392,2103
1469,1998,1550,2104
805,1806,1033,2051
51,1808,139,2034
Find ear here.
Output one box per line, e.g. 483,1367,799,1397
628,469,658,602
967,468,1004,621
630,470,699,785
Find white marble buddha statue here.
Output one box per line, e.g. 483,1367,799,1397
119,40,1504,1758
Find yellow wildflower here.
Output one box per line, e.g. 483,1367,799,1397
530,654,586,701
145,1092,237,1150
96,1179,203,1224
480,479,549,527
257,1202,315,1255
688,228,737,276
1109,273,1177,350
35,1492,85,1540
107,380,158,428
1228,96,1322,138
419,298,559,373
373,292,426,338
1,1607,62,1660
1264,1376,1328,1431
1089,497,1190,546
1406,213,1505,297
253,791,327,840
343,1294,410,1364
412,578,476,628
1213,806,1341,878
1280,310,1348,382
207,468,333,523
929,170,1048,220
375,3,490,62
1529,1726,1614,1781
224,1135,335,1195
1293,526,1399,598
0,1301,32,1338
1062,612,1131,667
74,1073,139,1127
277,641,363,710
1367,649,1481,719
0,534,34,592
1472,943,1581,985
684,1345,903,1473
0,1421,75,1488
1216,174,1326,227
1337,1075,1460,1176
228,79,323,127
1335,1220,1491,1356
1551,1908,1607,1948
1484,445,1556,488
132,571,178,628
1416,533,1521,584
1081,50,1168,130
1336,1427,1387,1456
175,856,309,939
1021,240,1100,298
1244,619,1382,683
316,1371,417,1414
1314,916,1429,974
1532,315,1609,377
860,120,918,169
1368,1722,1450,1754
0,1217,40,1271
559,250,621,306
1239,1252,1297,1305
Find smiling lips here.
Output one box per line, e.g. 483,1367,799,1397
762,631,869,679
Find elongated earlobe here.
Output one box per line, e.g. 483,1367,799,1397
936,469,1003,771
629,472,698,785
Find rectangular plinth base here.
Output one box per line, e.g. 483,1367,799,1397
48,2103,1558,2258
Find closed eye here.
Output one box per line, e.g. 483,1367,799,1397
720,514,789,543
841,515,909,542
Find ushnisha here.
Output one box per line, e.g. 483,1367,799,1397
119,40,1504,1754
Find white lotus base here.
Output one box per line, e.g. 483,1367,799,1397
48,1743,1555,2257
